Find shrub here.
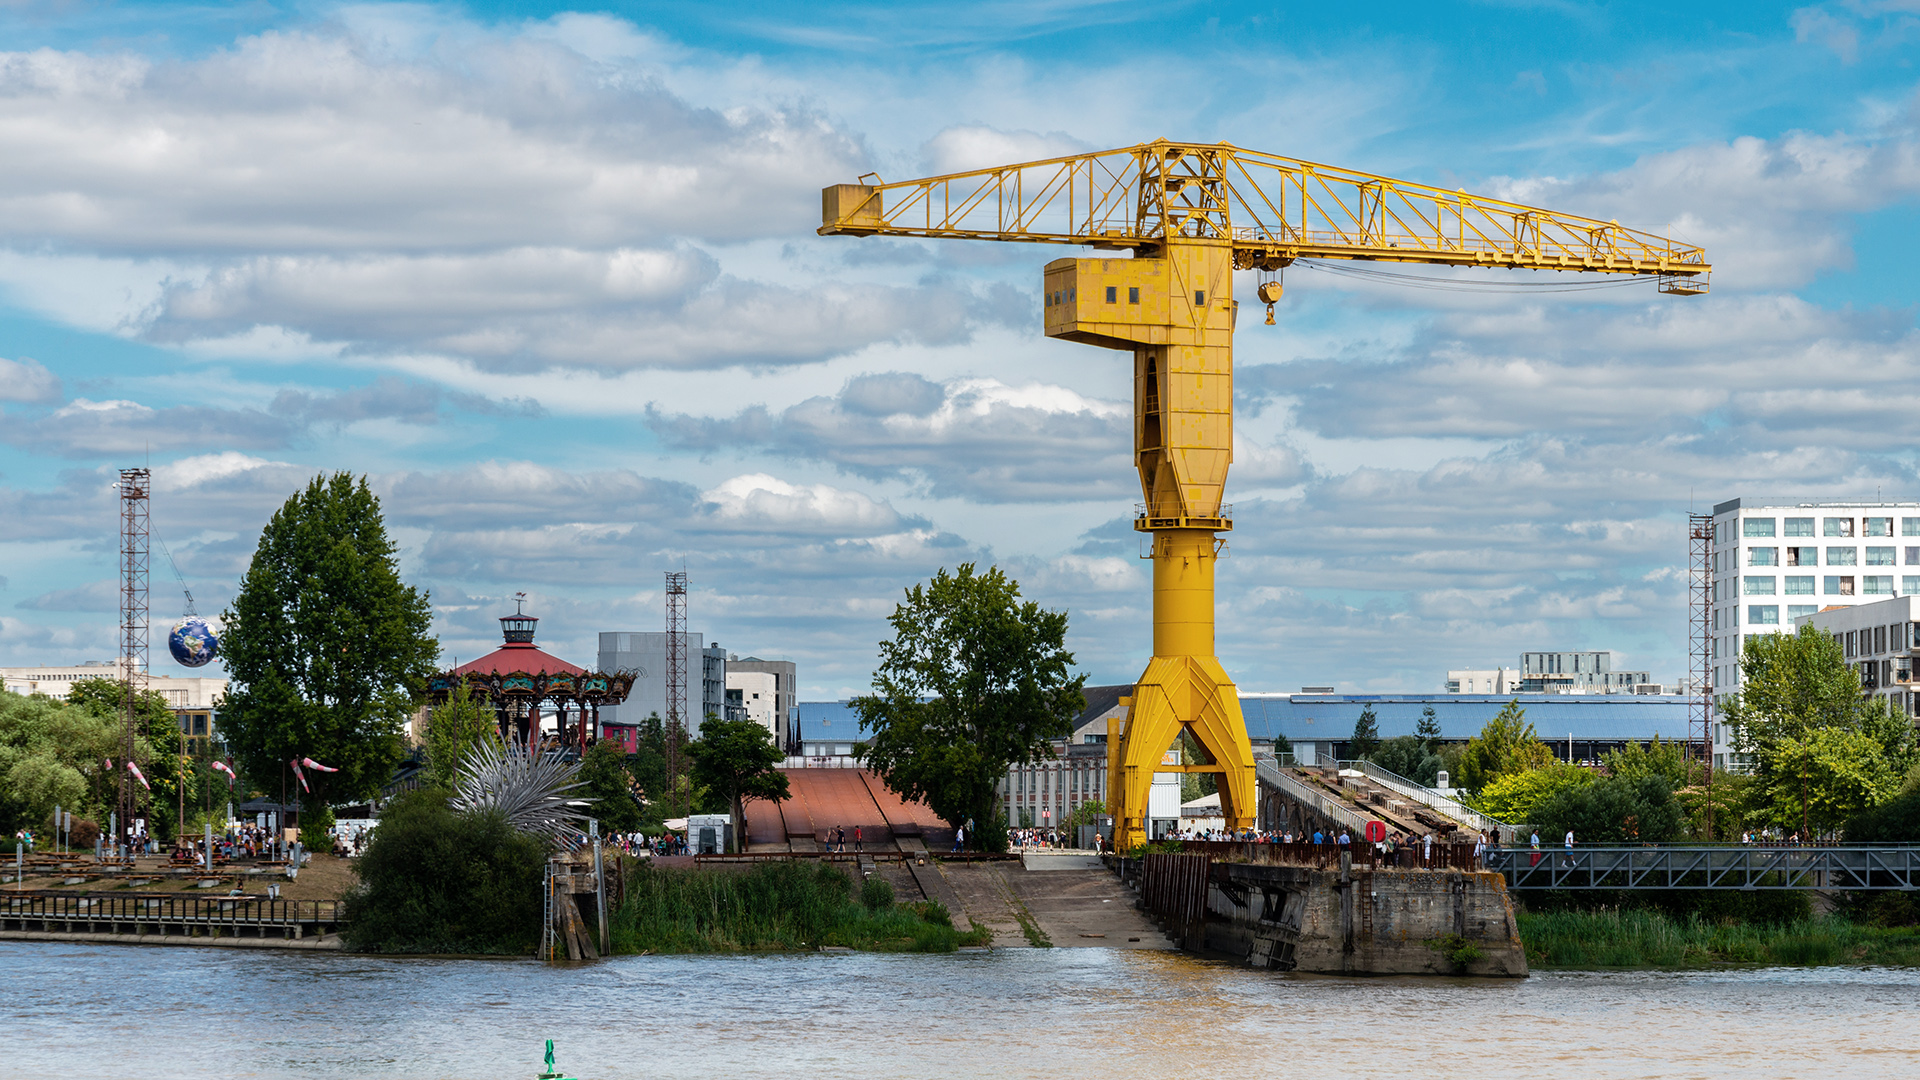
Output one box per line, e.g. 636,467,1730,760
298,803,336,854
342,787,548,954
1846,785,1920,843
860,875,895,912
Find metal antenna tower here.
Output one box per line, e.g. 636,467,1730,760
664,570,689,818
1688,511,1714,834
117,468,151,846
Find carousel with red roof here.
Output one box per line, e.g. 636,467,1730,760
427,596,636,756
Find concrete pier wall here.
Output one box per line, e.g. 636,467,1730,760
1198,861,1527,976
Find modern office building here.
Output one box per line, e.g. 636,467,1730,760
1794,595,1920,720
1447,652,1652,694
595,632,727,737
727,655,798,752
726,668,781,743
1709,497,1920,766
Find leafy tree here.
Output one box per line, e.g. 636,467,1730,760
219,473,438,825
1454,700,1553,792
1532,774,1685,845
1178,730,1217,803
1476,763,1591,823
854,564,1086,853
68,678,189,842
342,786,546,954
1763,728,1901,837
687,716,790,852
1371,735,1442,787
423,680,497,792
1347,705,1381,760
1722,626,1916,832
578,739,645,833
627,712,668,811
1848,783,1920,843
1415,705,1442,750
1602,736,1692,789
0,690,130,835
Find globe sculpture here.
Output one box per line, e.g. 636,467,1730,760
168,616,219,668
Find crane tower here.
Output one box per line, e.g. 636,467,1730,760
822,140,1709,851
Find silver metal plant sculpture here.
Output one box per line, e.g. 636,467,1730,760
448,738,594,845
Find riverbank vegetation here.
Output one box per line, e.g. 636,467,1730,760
1518,908,1920,969
609,860,992,953
341,786,546,954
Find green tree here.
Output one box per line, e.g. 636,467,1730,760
578,739,645,833
0,690,130,835
423,680,497,791
1348,705,1381,760
1722,626,1916,832
68,678,190,843
1532,774,1685,845
627,712,668,812
1602,736,1692,789
687,717,790,852
854,564,1086,853
219,473,439,824
1476,763,1592,823
341,786,547,954
1371,735,1442,787
1454,700,1553,792
1764,728,1901,837
1415,705,1442,750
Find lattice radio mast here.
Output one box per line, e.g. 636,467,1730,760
664,570,689,819
117,468,151,846
1688,511,1714,833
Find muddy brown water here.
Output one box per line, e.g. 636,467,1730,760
6,942,1917,1078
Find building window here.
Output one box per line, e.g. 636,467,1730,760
1829,547,1858,566
1867,517,1893,537
1785,576,1815,595
1787,546,1816,566
1106,286,1117,303
1905,518,1920,537
1128,286,1140,304
1748,605,1779,625
1749,547,1778,566
1744,518,1775,537
1865,575,1895,595
1869,546,1897,566
1786,517,1815,537
1744,576,1775,595
1788,604,1818,622
1826,518,1855,537
1906,577,1920,596
1827,576,1856,596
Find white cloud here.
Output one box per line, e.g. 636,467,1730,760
0,357,60,403
700,473,903,534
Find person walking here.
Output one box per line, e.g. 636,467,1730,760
854,825,863,852
952,825,965,853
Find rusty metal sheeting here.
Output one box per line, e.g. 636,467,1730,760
1139,852,1211,936
741,769,952,849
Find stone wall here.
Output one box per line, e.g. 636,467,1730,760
1198,860,1527,976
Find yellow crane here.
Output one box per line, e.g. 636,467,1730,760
821,140,1709,851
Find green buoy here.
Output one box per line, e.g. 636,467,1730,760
536,1039,578,1080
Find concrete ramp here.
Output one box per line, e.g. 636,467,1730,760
1022,852,1105,871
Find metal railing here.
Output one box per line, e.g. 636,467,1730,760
1178,839,1483,872
3,892,343,933
1489,845,1920,890
1340,759,1515,839
1253,759,1376,834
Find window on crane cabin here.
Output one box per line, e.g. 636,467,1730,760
1106,286,1117,303
1129,287,1140,304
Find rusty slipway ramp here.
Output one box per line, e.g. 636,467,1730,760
743,769,957,852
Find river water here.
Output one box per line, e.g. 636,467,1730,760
6,942,1916,1079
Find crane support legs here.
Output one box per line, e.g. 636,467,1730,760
1107,528,1256,852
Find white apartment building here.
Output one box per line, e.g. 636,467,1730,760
1793,595,1918,718
725,669,780,743
0,660,227,710
1709,497,1920,767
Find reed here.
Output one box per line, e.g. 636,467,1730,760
609,861,992,954
1517,908,1920,970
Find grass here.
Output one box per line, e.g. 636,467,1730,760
1517,908,1920,970
608,860,993,954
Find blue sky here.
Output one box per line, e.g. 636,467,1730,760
2,0,1919,697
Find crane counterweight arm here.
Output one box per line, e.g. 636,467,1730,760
821,140,1710,292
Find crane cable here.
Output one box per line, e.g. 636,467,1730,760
153,531,197,618
1294,259,1656,294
